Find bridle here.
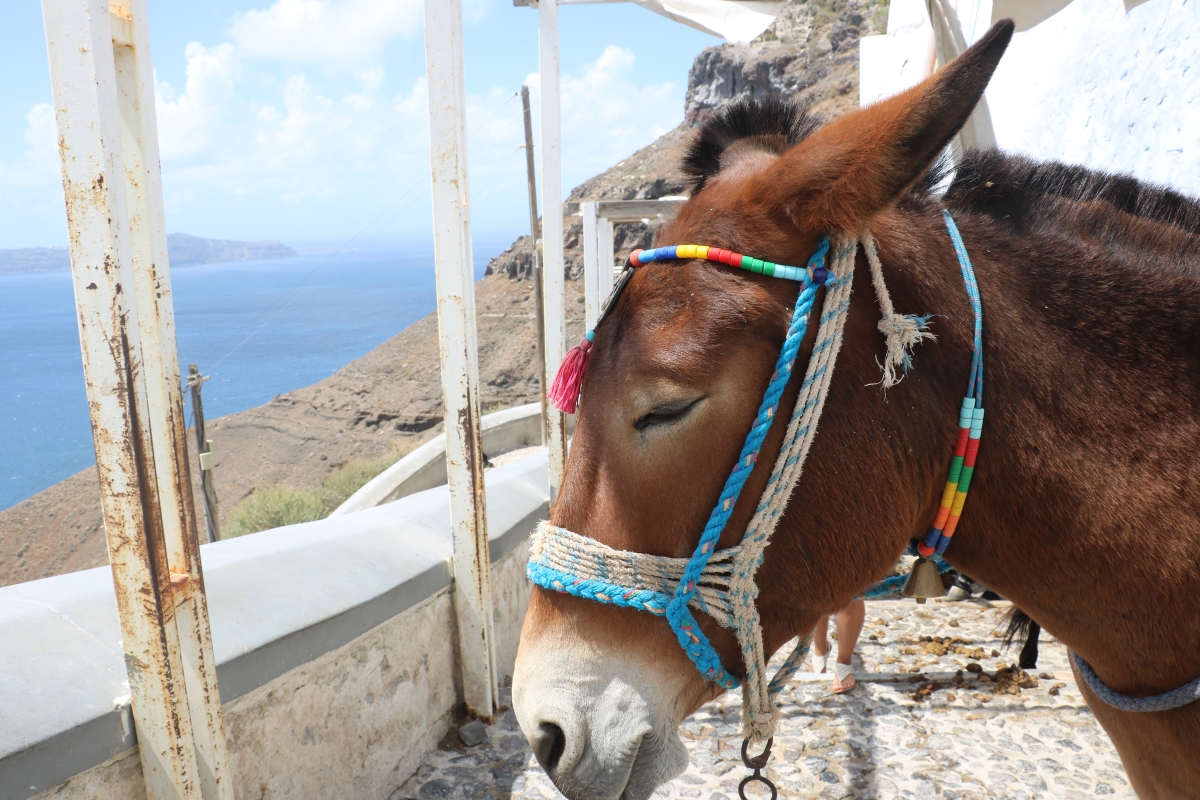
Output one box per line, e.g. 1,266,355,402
527,214,991,795
529,225,944,717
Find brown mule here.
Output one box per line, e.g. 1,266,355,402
513,19,1200,800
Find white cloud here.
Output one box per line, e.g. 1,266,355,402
155,43,242,163
523,45,681,196
151,37,434,220
0,103,59,190
230,0,423,69
0,103,66,246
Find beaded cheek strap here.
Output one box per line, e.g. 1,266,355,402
920,211,985,559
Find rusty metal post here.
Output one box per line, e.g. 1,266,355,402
423,0,498,718
40,0,233,797
521,86,548,445
187,364,221,543
539,0,568,503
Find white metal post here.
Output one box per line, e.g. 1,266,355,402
599,216,616,292
539,0,568,501
423,0,498,718
582,201,600,329
41,1,232,797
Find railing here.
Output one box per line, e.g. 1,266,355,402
23,1,686,797
0,452,548,800
333,402,575,516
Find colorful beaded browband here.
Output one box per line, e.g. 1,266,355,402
547,242,832,414
631,244,831,285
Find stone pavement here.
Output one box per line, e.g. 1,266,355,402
393,598,1135,800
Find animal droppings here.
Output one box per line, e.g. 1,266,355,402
395,599,1134,800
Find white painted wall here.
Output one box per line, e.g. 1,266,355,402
987,0,1199,196
862,0,1199,197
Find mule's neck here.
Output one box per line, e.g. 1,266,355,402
874,203,1200,698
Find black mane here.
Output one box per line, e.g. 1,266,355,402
946,150,1200,240
683,98,822,193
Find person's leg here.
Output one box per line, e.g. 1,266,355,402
835,599,865,666
832,599,865,693
811,614,831,672
813,614,831,656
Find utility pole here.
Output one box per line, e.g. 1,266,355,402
187,364,220,543
521,85,548,445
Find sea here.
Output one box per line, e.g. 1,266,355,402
0,234,516,512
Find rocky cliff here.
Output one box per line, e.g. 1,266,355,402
485,0,887,281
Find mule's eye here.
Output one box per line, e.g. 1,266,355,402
634,397,703,432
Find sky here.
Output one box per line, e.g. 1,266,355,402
0,0,718,249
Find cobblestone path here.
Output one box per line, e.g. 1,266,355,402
395,599,1134,800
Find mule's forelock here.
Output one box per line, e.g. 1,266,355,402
682,98,822,193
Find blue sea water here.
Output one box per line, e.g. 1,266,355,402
0,234,514,512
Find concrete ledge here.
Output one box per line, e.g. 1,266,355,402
0,451,548,800
334,402,573,516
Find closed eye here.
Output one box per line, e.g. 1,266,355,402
634,397,704,432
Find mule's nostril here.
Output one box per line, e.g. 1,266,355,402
532,721,567,773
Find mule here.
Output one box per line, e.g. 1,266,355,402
513,20,1200,800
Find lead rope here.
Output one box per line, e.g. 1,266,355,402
733,230,935,749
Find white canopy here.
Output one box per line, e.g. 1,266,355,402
553,0,786,43
626,0,786,42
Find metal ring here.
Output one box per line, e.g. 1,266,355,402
738,771,778,800
740,737,773,770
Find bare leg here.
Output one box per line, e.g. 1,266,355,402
835,599,866,666
813,614,831,657
831,599,865,693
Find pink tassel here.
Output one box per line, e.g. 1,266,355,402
548,335,593,414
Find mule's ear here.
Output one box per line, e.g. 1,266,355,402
773,19,1015,234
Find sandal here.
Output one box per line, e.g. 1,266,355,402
811,648,829,674
832,661,857,693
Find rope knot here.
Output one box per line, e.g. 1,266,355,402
862,232,936,388
876,312,935,388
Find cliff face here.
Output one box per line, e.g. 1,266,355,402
685,0,887,124
486,0,887,282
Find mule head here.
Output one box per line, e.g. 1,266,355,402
513,21,1013,800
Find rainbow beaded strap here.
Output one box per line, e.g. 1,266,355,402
631,244,831,285
920,211,985,558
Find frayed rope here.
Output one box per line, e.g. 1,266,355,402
876,312,935,387
548,331,594,414
863,231,935,388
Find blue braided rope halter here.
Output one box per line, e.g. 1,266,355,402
530,237,839,692
665,238,835,688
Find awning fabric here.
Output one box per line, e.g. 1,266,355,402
624,0,787,43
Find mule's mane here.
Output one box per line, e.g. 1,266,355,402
945,150,1200,253
683,98,822,193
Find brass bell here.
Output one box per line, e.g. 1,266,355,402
901,557,946,604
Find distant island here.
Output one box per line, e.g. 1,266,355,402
0,233,297,274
